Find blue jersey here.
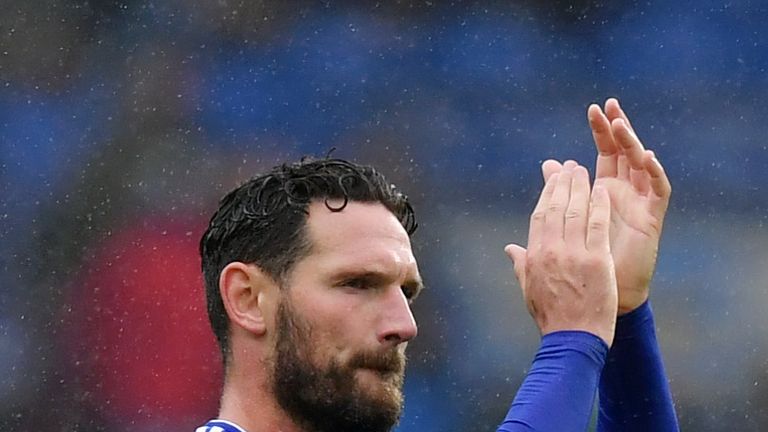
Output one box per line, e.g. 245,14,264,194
196,419,247,432
498,301,679,432
197,302,678,432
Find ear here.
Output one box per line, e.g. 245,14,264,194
219,262,277,337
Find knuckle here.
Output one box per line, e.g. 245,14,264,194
547,202,563,213
526,250,547,269
565,209,583,220
588,219,608,232
525,250,540,266
541,248,559,264
530,210,546,223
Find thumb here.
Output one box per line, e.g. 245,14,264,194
504,244,527,292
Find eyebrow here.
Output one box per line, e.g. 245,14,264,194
335,269,425,296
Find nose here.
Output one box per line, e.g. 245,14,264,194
377,286,418,346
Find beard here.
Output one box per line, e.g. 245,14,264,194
271,298,406,432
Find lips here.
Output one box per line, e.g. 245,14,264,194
350,354,405,375
361,365,403,376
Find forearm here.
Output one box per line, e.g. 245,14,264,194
497,331,608,432
597,301,679,432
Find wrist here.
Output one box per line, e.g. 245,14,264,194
542,321,615,349
614,299,654,340
617,290,649,316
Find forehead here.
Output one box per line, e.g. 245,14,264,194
304,200,417,271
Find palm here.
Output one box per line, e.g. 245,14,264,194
597,176,662,313
589,99,671,314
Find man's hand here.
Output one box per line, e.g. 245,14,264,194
506,161,618,347
542,99,672,315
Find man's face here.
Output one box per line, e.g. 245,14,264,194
271,200,422,432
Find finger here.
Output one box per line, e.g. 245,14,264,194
588,104,619,178
617,154,630,180
644,151,671,198
564,166,591,248
613,117,653,194
586,184,611,252
644,150,672,221
504,244,527,292
528,173,559,251
544,161,576,243
630,167,651,195
612,118,645,170
605,98,636,136
541,159,562,182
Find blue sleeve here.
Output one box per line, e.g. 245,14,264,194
497,331,609,432
597,301,680,432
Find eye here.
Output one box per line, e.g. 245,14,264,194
401,285,418,301
343,278,367,289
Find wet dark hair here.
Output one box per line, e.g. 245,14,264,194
200,158,417,366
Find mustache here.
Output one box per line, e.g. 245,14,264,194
347,349,406,374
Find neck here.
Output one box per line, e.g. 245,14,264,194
218,363,304,432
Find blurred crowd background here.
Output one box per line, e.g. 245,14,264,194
2,0,767,430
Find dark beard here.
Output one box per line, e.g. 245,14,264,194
272,299,406,432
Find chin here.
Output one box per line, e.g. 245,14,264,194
356,369,404,402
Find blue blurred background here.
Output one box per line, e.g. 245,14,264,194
1,1,767,430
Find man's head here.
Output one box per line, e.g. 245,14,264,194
200,158,422,432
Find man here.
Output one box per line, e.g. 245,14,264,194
196,98,679,432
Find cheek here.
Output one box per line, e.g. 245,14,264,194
316,316,357,357
290,286,375,359
311,311,367,364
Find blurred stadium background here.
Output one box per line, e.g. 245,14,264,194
1,1,767,430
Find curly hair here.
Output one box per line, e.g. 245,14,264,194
200,158,417,366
